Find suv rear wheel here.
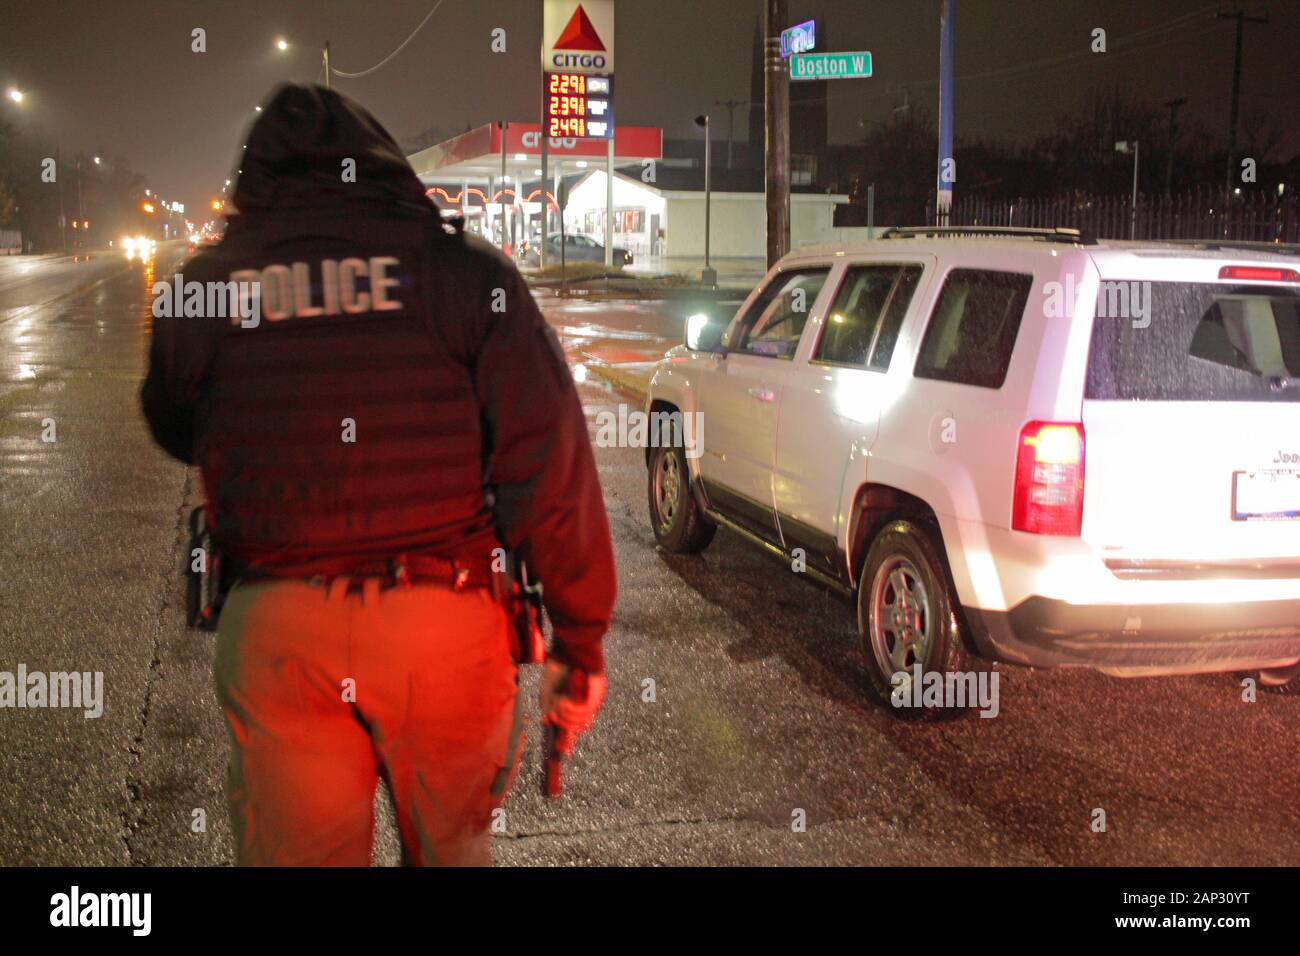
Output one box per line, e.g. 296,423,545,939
647,425,716,554
857,519,975,717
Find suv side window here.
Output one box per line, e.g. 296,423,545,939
914,269,1033,388
814,264,923,369
869,265,923,370
727,268,830,359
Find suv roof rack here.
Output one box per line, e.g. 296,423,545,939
1134,238,1300,257
880,225,1097,245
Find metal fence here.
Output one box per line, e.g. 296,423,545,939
945,188,1299,244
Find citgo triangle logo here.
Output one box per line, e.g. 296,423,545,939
555,5,606,51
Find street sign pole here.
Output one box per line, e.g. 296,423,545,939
765,0,790,269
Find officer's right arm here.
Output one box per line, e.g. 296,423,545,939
472,262,616,676
140,257,223,463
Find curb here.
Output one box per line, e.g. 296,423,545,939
582,362,650,405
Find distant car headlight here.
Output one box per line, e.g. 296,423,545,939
122,237,136,253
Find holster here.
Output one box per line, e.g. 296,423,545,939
185,506,233,631
506,556,547,665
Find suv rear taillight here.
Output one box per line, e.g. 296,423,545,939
1012,422,1085,536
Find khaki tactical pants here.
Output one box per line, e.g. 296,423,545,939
214,576,523,866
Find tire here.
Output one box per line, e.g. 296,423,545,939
1247,660,1300,696
857,519,976,718
647,423,716,554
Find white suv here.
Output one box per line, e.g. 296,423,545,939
644,227,1300,710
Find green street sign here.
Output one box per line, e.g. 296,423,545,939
790,51,872,81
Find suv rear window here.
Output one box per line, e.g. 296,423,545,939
913,269,1033,389
1086,281,1300,402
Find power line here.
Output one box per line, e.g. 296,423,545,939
330,0,446,80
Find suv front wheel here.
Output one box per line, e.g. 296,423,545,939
857,519,975,717
647,434,716,554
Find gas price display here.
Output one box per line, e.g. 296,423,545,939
544,73,613,139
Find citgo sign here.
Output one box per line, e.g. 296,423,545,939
542,1,615,75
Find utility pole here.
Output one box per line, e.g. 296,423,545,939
1163,96,1186,196
714,98,745,168
764,0,789,268
323,41,331,89
1218,4,1267,199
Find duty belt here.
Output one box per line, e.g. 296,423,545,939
272,554,502,597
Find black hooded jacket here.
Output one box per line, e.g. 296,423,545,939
141,84,614,672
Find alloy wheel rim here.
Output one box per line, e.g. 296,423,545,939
869,555,933,679
653,450,680,534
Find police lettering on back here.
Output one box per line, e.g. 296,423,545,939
232,256,403,326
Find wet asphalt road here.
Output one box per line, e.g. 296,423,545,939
1,248,1297,866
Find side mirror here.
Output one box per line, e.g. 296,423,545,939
685,312,726,353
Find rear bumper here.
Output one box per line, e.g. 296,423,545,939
962,596,1300,675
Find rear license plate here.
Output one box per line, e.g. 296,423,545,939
1233,469,1300,520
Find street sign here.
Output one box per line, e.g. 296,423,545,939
780,20,815,58
790,51,872,81
544,72,613,139
543,1,615,75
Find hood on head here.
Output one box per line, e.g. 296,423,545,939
229,83,432,217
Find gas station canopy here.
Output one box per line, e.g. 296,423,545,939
407,121,662,185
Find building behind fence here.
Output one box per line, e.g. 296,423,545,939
938,187,1298,244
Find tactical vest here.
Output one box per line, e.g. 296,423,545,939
193,211,496,576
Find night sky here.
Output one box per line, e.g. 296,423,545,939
2,0,1295,215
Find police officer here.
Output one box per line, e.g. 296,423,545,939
141,84,616,866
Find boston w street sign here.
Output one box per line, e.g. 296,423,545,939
789,51,872,81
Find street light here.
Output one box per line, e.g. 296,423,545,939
93,156,101,165
276,38,289,52
694,114,715,287
5,87,23,104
